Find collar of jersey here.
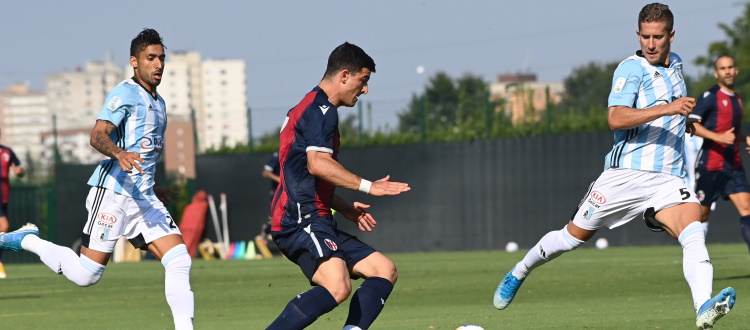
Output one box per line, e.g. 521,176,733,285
130,76,159,101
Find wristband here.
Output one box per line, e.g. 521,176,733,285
358,179,372,194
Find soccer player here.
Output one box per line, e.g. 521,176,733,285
259,152,281,238
689,55,750,254
0,29,194,330
493,4,736,329
0,132,25,279
267,42,410,330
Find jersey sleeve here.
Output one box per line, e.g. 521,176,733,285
691,89,715,123
608,60,643,108
264,152,280,172
97,86,135,126
8,149,20,167
302,104,338,154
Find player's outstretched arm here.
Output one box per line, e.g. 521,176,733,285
91,120,145,173
608,97,696,130
307,150,410,196
332,194,377,232
693,122,735,145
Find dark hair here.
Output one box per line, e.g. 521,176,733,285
323,42,375,79
638,3,674,32
714,55,735,70
130,28,166,57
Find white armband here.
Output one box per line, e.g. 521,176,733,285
358,179,372,194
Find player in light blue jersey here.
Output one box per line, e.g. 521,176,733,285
494,4,736,329
0,29,194,330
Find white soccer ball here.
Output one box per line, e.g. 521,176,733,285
505,241,519,252
456,325,485,330
595,238,609,249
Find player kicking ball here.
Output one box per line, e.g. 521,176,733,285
494,4,735,329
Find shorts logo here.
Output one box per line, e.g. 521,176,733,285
696,190,705,202
589,191,606,205
97,227,110,242
97,213,117,224
324,239,338,251
583,206,595,220
107,96,122,111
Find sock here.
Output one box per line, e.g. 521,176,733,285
267,286,338,330
701,221,709,235
678,221,713,311
344,277,394,329
512,225,584,280
739,216,750,254
161,244,194,330
21,235,104,286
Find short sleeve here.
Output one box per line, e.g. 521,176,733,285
9,149,20,166
97,87,134,126
691,90,715,122
302,104,338,154
264,152,280,172
608,60,643,108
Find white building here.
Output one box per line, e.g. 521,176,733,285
40,128,105,169
0,83,50,176
159,51,248,152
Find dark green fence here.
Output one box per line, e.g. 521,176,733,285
4,183,55,264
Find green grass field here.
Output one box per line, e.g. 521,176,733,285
1,243,748,329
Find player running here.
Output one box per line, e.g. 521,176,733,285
493,4,736,329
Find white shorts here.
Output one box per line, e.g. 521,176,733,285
83,187,181,253
571,168,700,231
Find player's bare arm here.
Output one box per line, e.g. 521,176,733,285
607,97,695,130
13,165,24,178
332,194,377,232
692,122,735,145
90,120,144,173
307,150,410,196
262,169,280,183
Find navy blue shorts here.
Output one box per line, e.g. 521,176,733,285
695,168,750,206
0,203,7,218
272,216,376,283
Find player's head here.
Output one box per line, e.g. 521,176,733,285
714,55,738,89
321,42,376,107
636,3,674,66
129,28,166,91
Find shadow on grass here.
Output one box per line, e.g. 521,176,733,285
715,274,750,280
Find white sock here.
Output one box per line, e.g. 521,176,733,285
343,326,363,330
162,244,194,329
679,221,713,311
512,225,584,279
701,221,709,234
21,235,105,286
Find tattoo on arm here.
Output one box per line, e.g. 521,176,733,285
91,120,123,158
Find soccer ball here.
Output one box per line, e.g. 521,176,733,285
595,238,609,249
505,241,519,252
456,325,485,330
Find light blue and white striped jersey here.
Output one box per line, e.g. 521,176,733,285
605,51,687,177
87,78,167,199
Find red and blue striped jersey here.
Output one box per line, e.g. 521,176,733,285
271,87,339,233
692,85,744,171
0,145,21,204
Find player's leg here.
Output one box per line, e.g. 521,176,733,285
345,252,397,330
267,221,343,330
267,256,345,330
653,185,734,328
0,204,9,279
726,171,750,254
131,197,193,330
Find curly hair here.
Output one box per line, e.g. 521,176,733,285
638,3,674,32
130,28,166,57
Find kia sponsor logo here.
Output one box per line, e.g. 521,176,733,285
590,191,606,204
97,213,117,224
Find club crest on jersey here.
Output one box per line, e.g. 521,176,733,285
324,239,338,251
97,227,110,242
107,96,122,111
588,190,606,207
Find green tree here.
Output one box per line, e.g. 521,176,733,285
694,2,750,101
556,61,619,115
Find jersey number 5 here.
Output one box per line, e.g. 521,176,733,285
679,188,691,200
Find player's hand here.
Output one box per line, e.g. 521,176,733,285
368,175,410,197
154,185,179,206
715,127,736,145
666,97,696,117
115,150,145,174
342,202,377,231
686,121,696,136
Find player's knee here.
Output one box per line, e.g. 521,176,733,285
325,282,352,304
162,244,192,275
73,256,105,287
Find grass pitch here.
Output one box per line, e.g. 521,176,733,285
0,243,748,329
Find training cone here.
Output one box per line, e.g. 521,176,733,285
226,242,235,260
245,240,257,260
234,241,246,259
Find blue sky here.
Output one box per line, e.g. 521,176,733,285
0,1,744,137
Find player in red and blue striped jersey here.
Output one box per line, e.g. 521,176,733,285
268,42,410,330
689,55,750,255
0,136,24,279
